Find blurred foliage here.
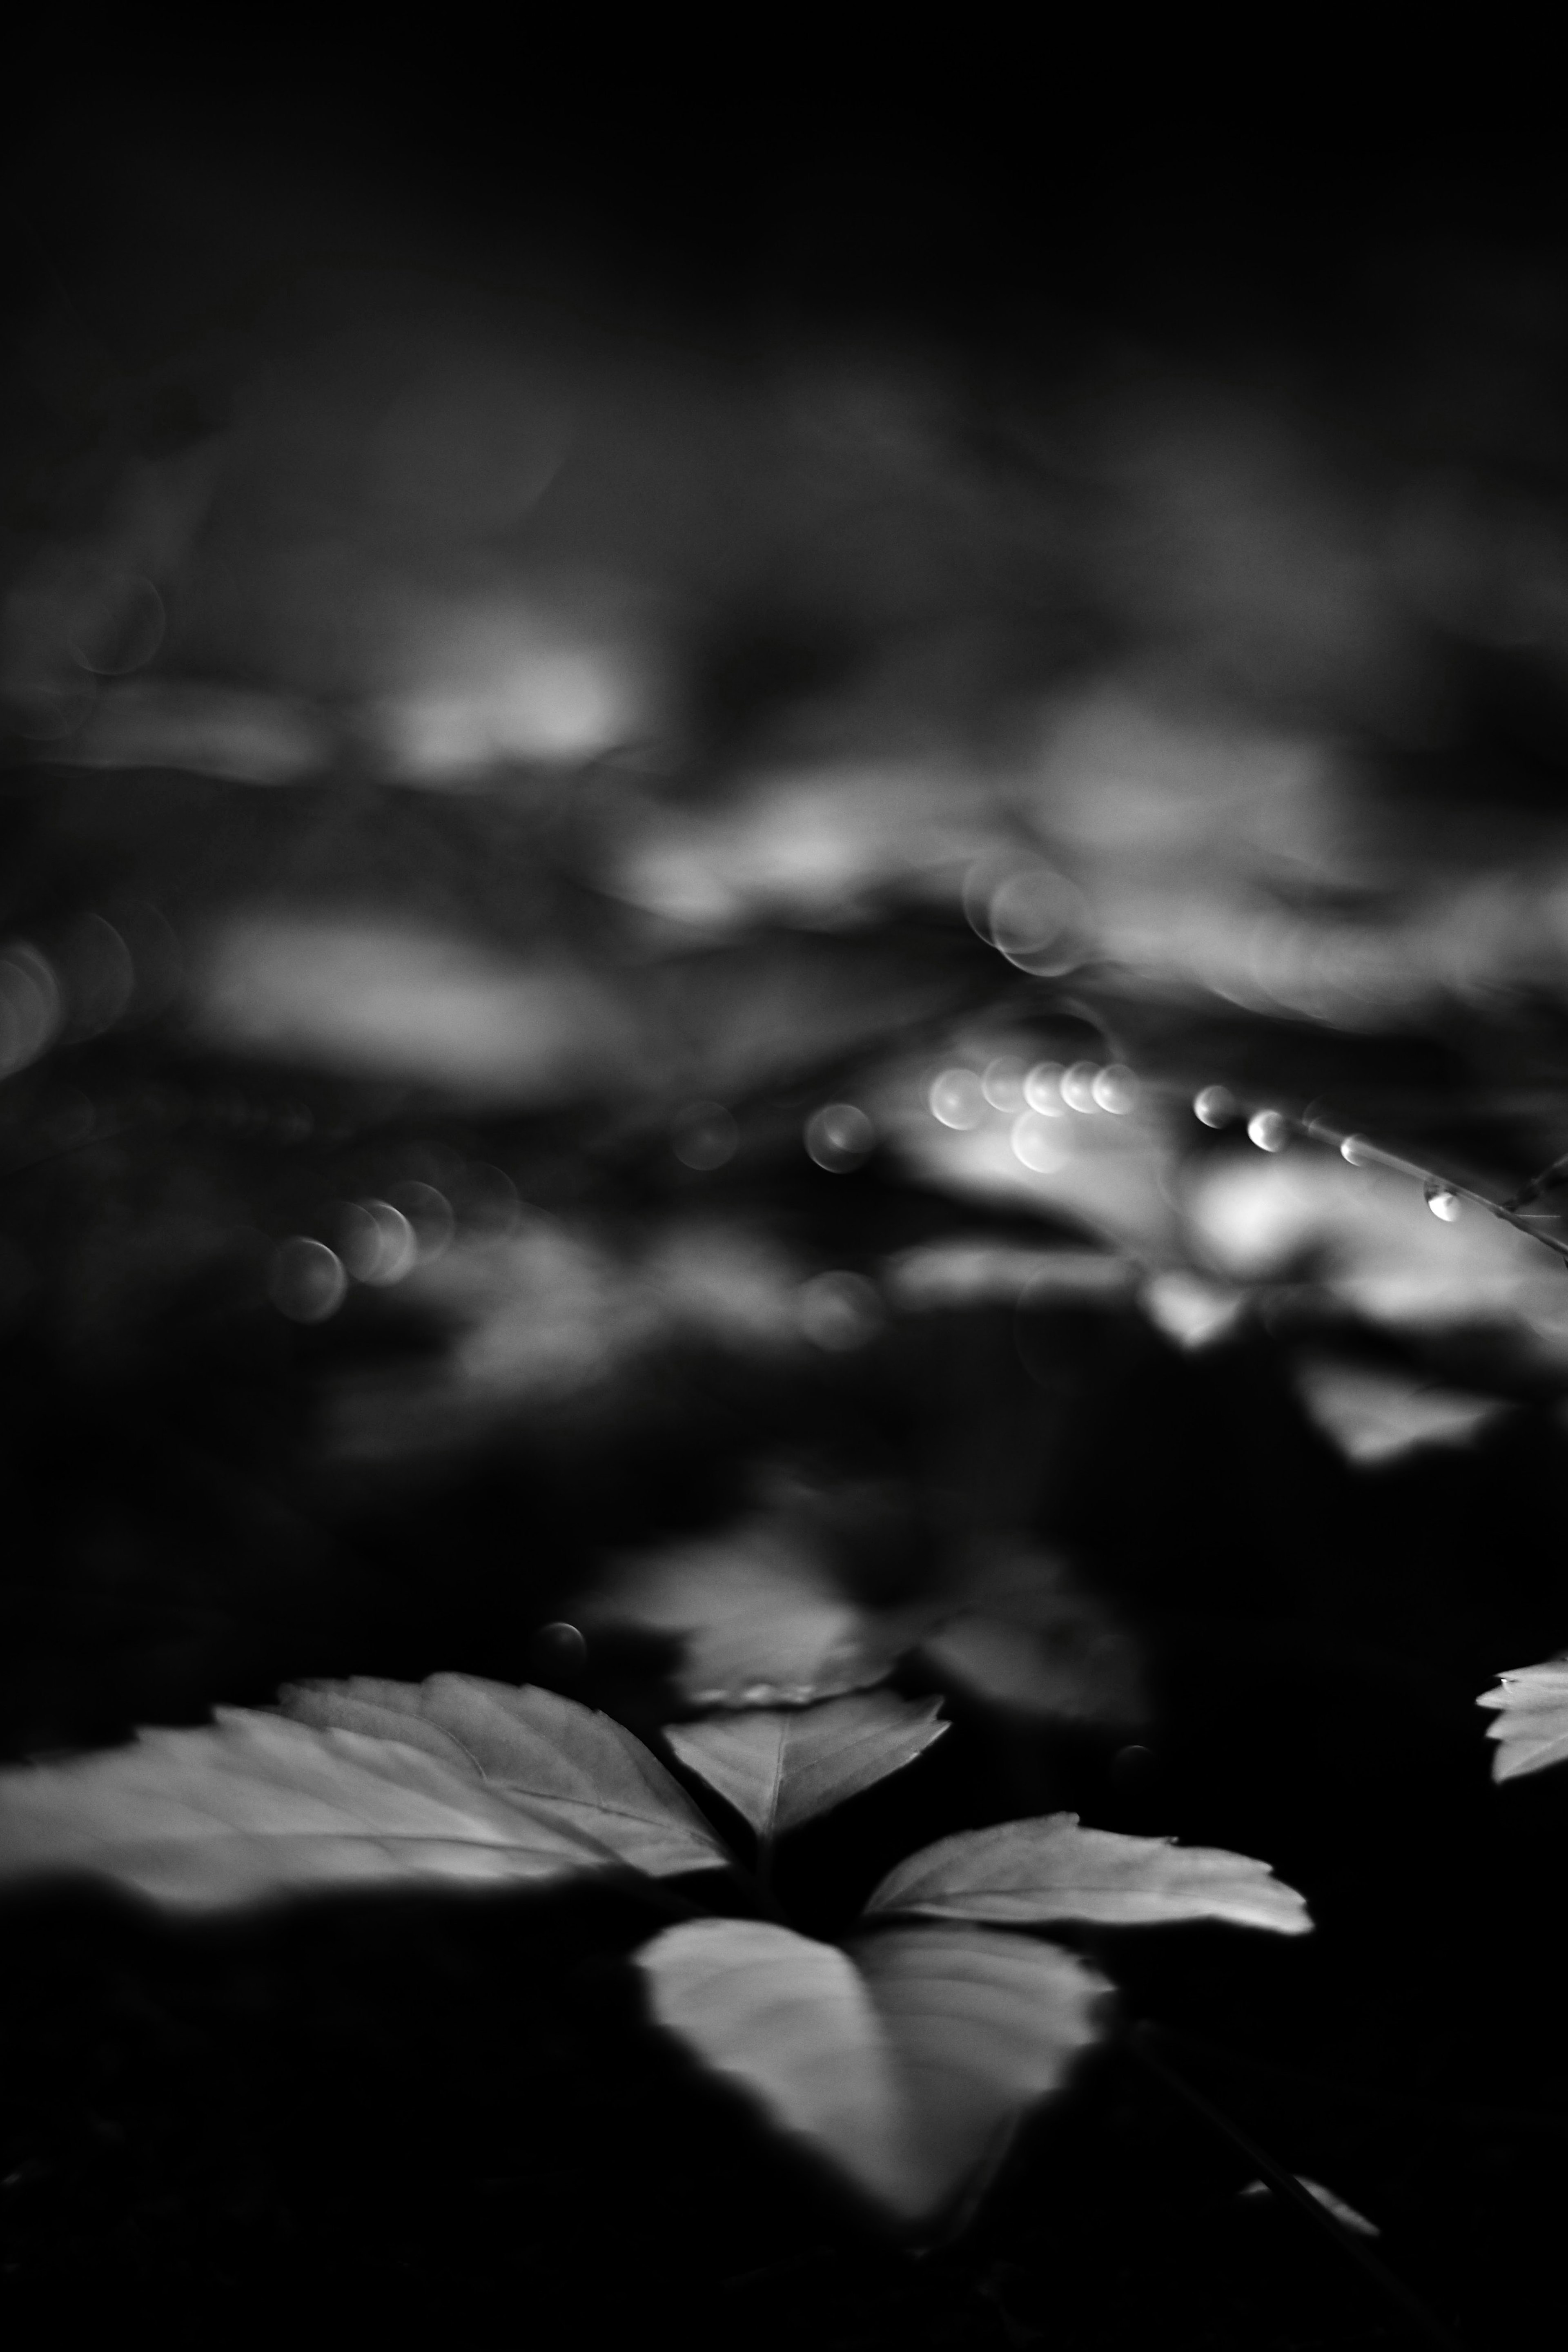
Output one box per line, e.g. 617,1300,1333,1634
4,90,1568,2343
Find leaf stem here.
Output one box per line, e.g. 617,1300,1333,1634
1143,2023,1568,2138
728,1849,788,1925
1127,2024,1468,2352
1209,1089,1568,1271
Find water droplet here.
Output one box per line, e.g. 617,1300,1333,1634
1340,1135,1372,1166
0,943,63,1078
1060,1062,1100,1112
270,1237,346,1324
1425,1182,1461,1222
805,1102,875,1171
1093,1064,1138,1113
65,573,165,676
337,1199,418,1285
527,1622,588,1683
928,1068,985,1129
799,1270,883,1351
1194,1085,1236,1127
1023,1062,1065,1114
1247,1110,1290,1152
1110,1744,1157,1792
982,1057,1028,1111
1011,1112,1067,1173
387,1180,455,1259
673,1102,738,1170
964,857,1088,974
458,1162,520,1243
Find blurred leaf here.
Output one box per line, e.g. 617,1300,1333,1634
194,913,643,1103
639,1916,1109,2221
584,1520,913,1707
56,680,329,783
279,1673,731,1877
1292,1355,1508,1465
1478,1656,1568,1781
1185,1145,1568,1355
883,1241,1136,1312
862,1813,1312,1933
875,1043,1179,1258
601,761,1006,931
917,1547,1146,1728
664,1692,948,1839
0,1705,714,1910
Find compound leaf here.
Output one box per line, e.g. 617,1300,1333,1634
862,1813,1311,1934
639,1916,1108,2222
664,1691,948,1839
1478,1656,1568,1781
279,1673,731,1877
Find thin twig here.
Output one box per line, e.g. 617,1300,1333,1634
1146,2023,1568,2138
1209,1088,1568,1271
1504,1148,1568,1211
1127,2024,1468,2352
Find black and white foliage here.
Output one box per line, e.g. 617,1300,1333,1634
0,1670,1310,2224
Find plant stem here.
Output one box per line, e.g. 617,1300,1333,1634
1210,1089,1568,1270
1127,2024,1468,2352
1145,2023,1568,2138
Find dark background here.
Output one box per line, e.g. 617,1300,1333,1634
4,57,1568,2348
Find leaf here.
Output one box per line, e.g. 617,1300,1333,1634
916,1547,1145,1729
279,1673,732,1877
1291,1356,1506,1465
878,1045,1179,1260
584,1521,909,1707
1185,1146,1568,1356
0,1708,656,1911
638,1916,1109,2221
664,1692,948,1840
862,1813,1311,1934
1477,1656,1568,1781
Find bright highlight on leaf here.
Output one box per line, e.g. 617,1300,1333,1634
862,1813,1312,1934
279,1673,731,1876
664,1691,948,1840
1478,1656,1568,1781
0,1709,639,1908
639,1916,1109,2221
0,1678,732,1908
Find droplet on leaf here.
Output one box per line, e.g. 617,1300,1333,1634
929,1068,985,1130
337,1199,418,1285
673,1103,738,1170
528,1622,588,1683
1246,1110,1290,1152
1011,1113,1067,1174
269,1237,347,1324
1424,1181,1461,1222
1194,1085,1236,1127
805,1103,875,1171
1092,1065,1137,1113
982,1058,1027,1111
